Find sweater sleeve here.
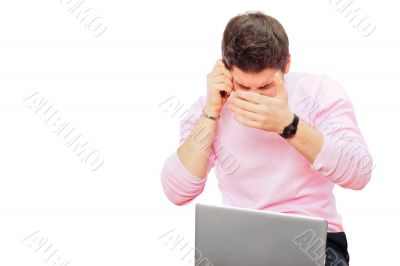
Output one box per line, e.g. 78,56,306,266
310,76,374,190
160,96,217,205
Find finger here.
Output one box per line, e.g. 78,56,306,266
216,58,229,69
212,83,233,98
211,75,233,88
229,95,263,113
223,83,234,96
228,103,263,121
214,68,232,80
234,90,265,104
273,71,286,96
212,75,233,86
213,60,228,72
211,60,222,75
221,84,233,96
213,60,232,78
213,59,224,69
274,71,284,85
212,83,233,97
234,113,261,129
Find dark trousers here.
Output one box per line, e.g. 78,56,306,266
325,232,350,266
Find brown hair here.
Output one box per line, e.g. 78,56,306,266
222,11,289,73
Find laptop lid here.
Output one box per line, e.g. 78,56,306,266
195,203,327,266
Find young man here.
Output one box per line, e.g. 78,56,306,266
160,11,373,265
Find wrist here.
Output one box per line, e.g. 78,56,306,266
204,104,221,117
276,111,294,134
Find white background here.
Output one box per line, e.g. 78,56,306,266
0,0,398,265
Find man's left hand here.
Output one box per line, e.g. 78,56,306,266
227,72,294,134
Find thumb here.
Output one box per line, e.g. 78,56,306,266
274,71,287,98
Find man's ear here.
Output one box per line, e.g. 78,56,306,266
284,54,291,74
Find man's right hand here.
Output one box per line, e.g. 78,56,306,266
205,59,234,116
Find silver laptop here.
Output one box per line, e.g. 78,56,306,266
195,203,327,266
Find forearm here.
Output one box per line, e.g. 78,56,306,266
177,105,219,180
285,118,324,164
285,114,372,190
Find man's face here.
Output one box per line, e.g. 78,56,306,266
230,66,283,97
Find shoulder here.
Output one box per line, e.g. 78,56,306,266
286,72,351,125
285,72,326,84
286,72,350,103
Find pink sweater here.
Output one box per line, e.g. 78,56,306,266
160,72,373,232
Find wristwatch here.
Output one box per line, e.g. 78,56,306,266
279,113,299,139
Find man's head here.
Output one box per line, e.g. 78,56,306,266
222,11,290,97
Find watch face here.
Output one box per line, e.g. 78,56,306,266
282,128,290,138
282,125,296,138
280,114,298,139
